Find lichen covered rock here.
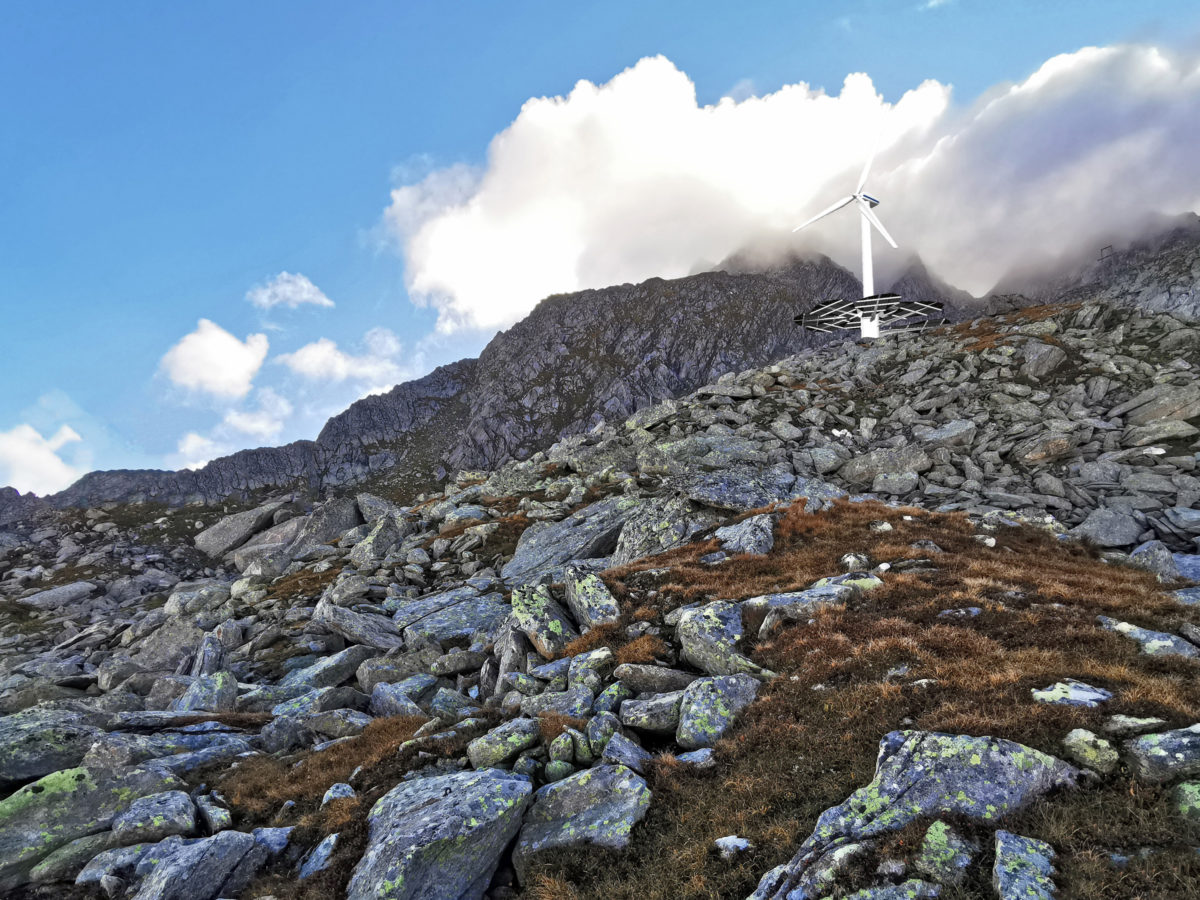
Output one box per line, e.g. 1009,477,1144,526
512,764,651,882
749,731,1077,899
675,674,759,750
346,768,532,900
0,765,183,890
676,601,775,680
992,831,1056,900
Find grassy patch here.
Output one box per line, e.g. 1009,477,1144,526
526,500,1200,898
266,566,343,603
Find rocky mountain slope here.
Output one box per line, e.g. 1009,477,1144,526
1,298,1199,899
22,253,988,513
34,220,1200,514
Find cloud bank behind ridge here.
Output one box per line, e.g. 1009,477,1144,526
386,46,1200,333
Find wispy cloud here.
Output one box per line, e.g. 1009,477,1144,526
246,271,334,310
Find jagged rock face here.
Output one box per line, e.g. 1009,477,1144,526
43,360,477,510
26,258,871,510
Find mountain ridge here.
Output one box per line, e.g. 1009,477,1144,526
14,224,1200,513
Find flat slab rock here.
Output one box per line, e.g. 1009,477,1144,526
1097,616,1200,659
512,764,651,883
0,764,184,890
346,768,533,900
748,731,1078,900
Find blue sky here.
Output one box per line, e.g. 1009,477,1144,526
3,1,1200,494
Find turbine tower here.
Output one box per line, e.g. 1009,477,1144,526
793,153,898,338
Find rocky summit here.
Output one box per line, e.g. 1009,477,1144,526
2,259,1200,898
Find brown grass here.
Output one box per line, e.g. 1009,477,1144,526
537,713,591,743
614,634,669,665
219,715,429,820
525,500,1200,899
266,565,343,602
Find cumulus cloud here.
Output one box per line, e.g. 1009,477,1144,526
221,387,293,441
385,46,1200,325
0,423,85,495
246,272,335,310
276,327,411,390
175,432,227,470
160,319,269,399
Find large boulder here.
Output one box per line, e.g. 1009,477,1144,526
676,674,760,749
280,644,380,690
0,765,183,890
346,768,533,900
287,498,363,559
511,584,579,659
838,447,932,487
349,515,406,568
512,765,651,882
0,703,110,789
1071,508,1144,547
173,671,238,713
676,601,775,679
1125,723,1200,782
748,731,1078,900
313,599,405,651
467,719,542,769
111,790,197,844
502,496,640,583
680,465,797,512
400,594,510,647
126,829,274,900
714,513,775,556
610,495,719,566
992,831,1057,900
15,581,96,610
194,500,286,558
563,568,621,631
1109,382,1200,426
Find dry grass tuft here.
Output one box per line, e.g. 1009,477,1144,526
219,715,428,820
537,713,590,743
614,634,668,665
266,566,343,603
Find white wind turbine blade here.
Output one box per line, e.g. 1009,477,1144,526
855,151,875,194
857,198,898,249
792,195,855,232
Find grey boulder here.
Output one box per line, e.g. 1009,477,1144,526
748,731,1077,900
346,768,533,900
676,674,760,749
512,764,651,883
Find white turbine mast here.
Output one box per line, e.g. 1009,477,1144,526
793,153,898,338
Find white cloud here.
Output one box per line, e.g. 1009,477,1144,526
919,0,953,10
246,272,335,310
276,327,411,389
175,432,227,470
385,46,1200,322
160,319,269,399
221,387,293,441
0,423,85,495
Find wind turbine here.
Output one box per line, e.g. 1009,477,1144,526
793,153,899,338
